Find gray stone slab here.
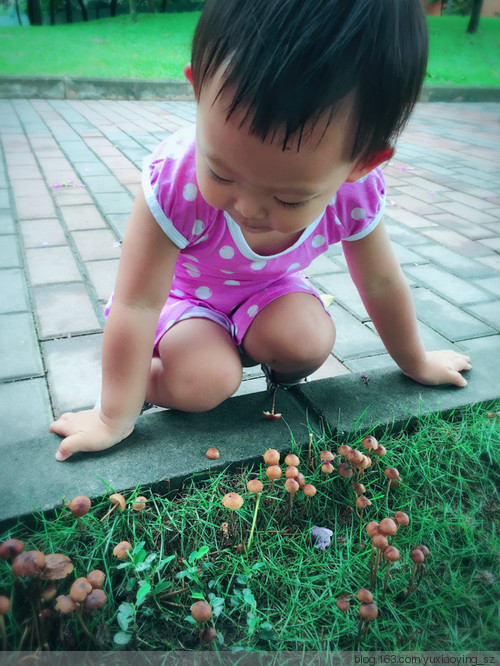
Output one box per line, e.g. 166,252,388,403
411,244,495,279
93,192,134,216
0,389,320,527
0,377,53,447
0,268,29,313
0,235,21,268
465,302,500,331
0,312,44,380
294,335,500,440
412,288,496,341
328,302,385,360
312,274,369,322
0,211,15,235
405,264,492,306
25,245,81,285
71,229,121,262
32,283,101,339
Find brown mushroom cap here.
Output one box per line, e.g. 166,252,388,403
265,465,282,480
246,479,263,494
84,588,107,610
361,435,378,450
351,483,366,495
0,538,25,561
296,472,306,488
417,544,430,558
40,584,58,602
379,518,398,536
372,534,388,550
365,521,379,537
338,462,353,478
0,596,10,615
347,449,364,465
191,600,212,624
113,541,132,560
357,455,372,470
202,626,217,643
384,467,400,480
383,545,400,562
87,569,106,589
319,450,334,462
285,453,300,466
55,595,77,614
205,448,220,460
11,551,46,578
336,597,350,612
41,553,74,581
303,484,317,497
338,444,352,456
109,493,126,511
359,601,378,621
222,493,244,511
284,478,300,494
285,465,299,479
410,548,425,564
374,444,387,457
69,496,91,518
355,496,372,509
263,449,280,465
321,462,334,474
357,588,373,603
132,496,147,512
69,577,92,602
394,511,410,526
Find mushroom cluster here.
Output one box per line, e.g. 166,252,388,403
409,544,431,592
336,443,372,481
366,515,406,590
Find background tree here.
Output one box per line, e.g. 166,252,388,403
467,0,483,32
27,0,43,24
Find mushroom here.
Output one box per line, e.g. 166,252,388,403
55,595,76,614
40,584,58,602
347,449,364,466
378,517,398,538
113,541,132,560
300,484,317,517
284,478,300,514
373,444,387,466
263,449,280,466
202,626,217,649
41,553,74,581
263,389,281,420
383,468,401,503
100,493,126,522
205,448,220,460
69,496,91,534
0,596,10,651
285,453,300,467
355,495,372,522
285,465,299,479
296,472,306,488
382,545,400,595
338,462,353,479
370,534,388,587
132,496,148,512
338,444,352,457
321,461,334,481
335,596,350,617
69,577,92,603
361,435,378,456
191,600,212,650
357,588,373,604
358,601,378,641
84,588,107,611
222,493,243,530
86,570,106,589
0,539,24,561
351,483,366,496
246,480,263,552
11,551,46,578
319,450,334,463
307,433,313,467
265,464,282,491
409,548,426,592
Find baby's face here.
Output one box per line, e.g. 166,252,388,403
195,75,367,240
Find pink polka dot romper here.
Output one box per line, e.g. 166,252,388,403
108,126,386,353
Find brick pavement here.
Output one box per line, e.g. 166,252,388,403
1,99,499,449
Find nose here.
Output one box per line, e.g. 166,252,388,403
233,191,265,219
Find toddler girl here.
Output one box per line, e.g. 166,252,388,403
51,0,471,460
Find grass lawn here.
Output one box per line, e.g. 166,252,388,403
0,403,498,652
0,14,498,85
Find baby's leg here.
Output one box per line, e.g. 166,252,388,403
147,318,242,411
242,293,335,384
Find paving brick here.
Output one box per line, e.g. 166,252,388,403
60,204,106,230
11,179,49,199
51,187,93,207
425,213,497,241
385,207,436,229
71,229,122,261
25,245,81,285
0,268,29,313
83,175,126,194
477,255,500,272
478,236,500,253
0,235,21,268
15,195,56,220
411,288,495,341
0,312,44,380
93,192,134,216
421,228,494,258
306,254,344,277
435,201,499,225
405,264,492,306
390,193,442,217
0,189,9,208
411,244,495,279
32,283,101,339
0,378,53,447
473,275,500,298
19,218,67,248
42,333,103,414
465,302,500,331
384,222,431,247
327,302,385,359
107,213,129,239
74,161,113,177
85,259,119,301
312,273,368,321
344,353,397,373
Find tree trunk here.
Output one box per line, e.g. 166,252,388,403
49,0,55,24
110,0,118,16
65,0,73,23
128,0,137,22
15,0,22,24
146,0,155,12
161,0,167,12
27,0,43,25
76,0,88,20
467,0,483,33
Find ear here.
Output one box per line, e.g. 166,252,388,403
183,62,198,99
345,146,394,183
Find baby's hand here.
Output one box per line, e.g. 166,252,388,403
49,409,134,461
403,350,472,388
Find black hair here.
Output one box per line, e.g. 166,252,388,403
191,0,428,161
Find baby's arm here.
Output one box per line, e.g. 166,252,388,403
50,191,180,460
342,219,471,387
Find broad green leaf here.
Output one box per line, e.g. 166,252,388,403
114,631,132,645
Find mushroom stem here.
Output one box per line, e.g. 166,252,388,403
307,433,313,468
370,549,382,588
299,496,310,518
100,504,118,522
246,492,262,552
383,562,392,596
383,479,392,504
409,562,420,591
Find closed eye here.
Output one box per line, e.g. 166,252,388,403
208,168,232,184
275,198,307,209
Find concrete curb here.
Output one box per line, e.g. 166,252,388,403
0,75,499,102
